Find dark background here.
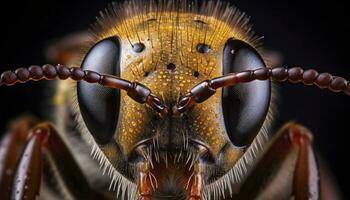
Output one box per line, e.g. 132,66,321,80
0,0,348,198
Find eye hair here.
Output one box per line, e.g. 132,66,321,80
90,144,138,200
69,82,138,200
203,83,277,200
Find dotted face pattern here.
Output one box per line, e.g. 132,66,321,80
90,6,259,164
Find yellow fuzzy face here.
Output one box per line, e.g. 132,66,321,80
95,12,256,158
67,1,273,198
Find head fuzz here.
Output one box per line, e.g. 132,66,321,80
74,0,271,199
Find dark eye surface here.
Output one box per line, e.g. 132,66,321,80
77,37,121,144
222,39,271,147
132,42,145,53
196,43,211,54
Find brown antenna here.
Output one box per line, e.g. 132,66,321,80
0,64,169,118
172,67,350,117
1,65,349,118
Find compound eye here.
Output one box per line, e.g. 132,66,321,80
222,39,271,147
77,36,121,144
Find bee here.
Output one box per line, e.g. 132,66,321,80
0,0,347,200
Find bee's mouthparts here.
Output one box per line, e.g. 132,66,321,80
138,158,202,200
134,143,208,200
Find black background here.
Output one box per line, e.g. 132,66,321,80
0,0,348,198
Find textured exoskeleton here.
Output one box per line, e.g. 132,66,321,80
0,0,347,200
